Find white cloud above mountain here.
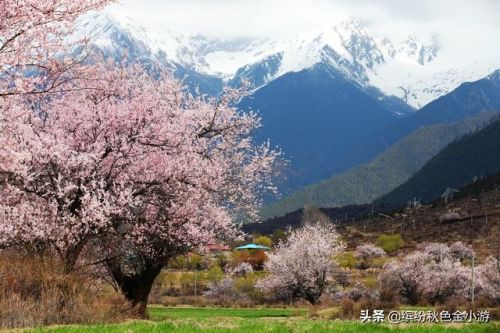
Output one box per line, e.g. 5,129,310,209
107,0,500,67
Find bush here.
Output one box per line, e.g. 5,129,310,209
228,262,253,277
333,283,378,302
233,273,265,303
333,269,351,287
339,298,357,318
203,277,248,305
354,243,386,269
231,249,268,271
379,243,483,306
375,234,404,254
206,264,225,283
253,235,272,248
336,252,357,269
0,252,129,328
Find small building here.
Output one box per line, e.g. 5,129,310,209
441,188,459,203
234,243,271,251
199,243,231,254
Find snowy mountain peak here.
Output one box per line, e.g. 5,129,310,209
76,12,498,109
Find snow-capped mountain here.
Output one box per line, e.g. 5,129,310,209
77,12,498,109
73,12,500,196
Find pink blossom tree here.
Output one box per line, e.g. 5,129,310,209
450,241,474,262
477,257,500,305
1,0,113,97
420,258,473,304
0,64,282,316
379,251,429,305
380,242,478,305
256,222,343,304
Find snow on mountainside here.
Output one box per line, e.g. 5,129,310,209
77,12,498,109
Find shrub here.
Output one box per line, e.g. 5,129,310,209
215,253,229,271
379,243,480,306
206,264,225,283
477,256,500,305
354,243,385,269
229,262,254,277
375,234,404,254
0,252,129,328
333,283,378,302
271,229,287,245
339,298,357,318
204,277,248,305
253,235,272,248
231,249,268,271
233,273,265,303
333,269,351,287
336,252,357,269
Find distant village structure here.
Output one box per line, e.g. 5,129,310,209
441,188,459,203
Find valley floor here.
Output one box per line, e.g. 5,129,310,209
13,306,500,333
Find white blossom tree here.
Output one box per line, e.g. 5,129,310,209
354,243,385,269
256,222,343,304
380,242,481,305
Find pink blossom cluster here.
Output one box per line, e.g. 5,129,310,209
354,243,386,261
0,63,282,268
1,0,113,97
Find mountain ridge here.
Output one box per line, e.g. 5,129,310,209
77,12,499,109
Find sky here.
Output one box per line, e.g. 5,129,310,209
106,0,500,63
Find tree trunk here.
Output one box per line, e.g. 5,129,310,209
106,254,164,318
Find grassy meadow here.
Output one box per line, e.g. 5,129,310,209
15,306,499,333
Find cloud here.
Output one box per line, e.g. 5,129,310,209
107,0,500,64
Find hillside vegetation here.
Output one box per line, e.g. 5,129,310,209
261,112,497,219
377,116,500,205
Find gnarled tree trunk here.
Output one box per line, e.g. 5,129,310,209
106,254,165,318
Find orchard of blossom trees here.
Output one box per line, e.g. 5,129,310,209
0,0,281,317
380,242,500,306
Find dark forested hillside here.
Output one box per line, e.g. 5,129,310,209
239,63,398,193
376,116,500,205
348,69,500,163
260,112,497,219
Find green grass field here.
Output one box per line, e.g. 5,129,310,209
21,306,500,333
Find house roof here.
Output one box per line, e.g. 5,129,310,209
234,243,271,250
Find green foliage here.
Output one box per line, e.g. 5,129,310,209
253,235,272,247
376,234,404,254
233,272,266,302
336,252,357,269
148,306,303,320
378,116,500,205
168,255,187,269
167,254,206,270
188,254,204,270
206,264,224,283
260,112,496,219
271,229,286,244
214,253,229,271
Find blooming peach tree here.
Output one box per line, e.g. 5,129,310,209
0,64,282,316
379,242,500,305
1,0,113,97
256,222,343,304
477,257,500,305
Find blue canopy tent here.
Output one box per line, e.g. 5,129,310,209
234,243,271,251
